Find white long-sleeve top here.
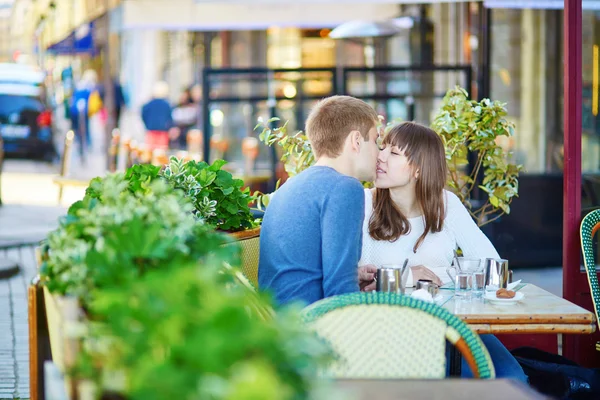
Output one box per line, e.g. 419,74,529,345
359,189,500,287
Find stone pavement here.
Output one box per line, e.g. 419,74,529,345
0,156,100,400
0,205,66,400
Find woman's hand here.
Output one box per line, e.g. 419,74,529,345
410,265,443,286
358,265,378,292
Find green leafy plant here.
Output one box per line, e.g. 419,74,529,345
43,175,332,400
257,118,315,179
41,175,234,304
256,87,522,226
80,263,333,400
70,158,258,232
431,87,522,226
162,157,257,231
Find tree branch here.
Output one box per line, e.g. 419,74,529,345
467,153,484,195
478,211,505,227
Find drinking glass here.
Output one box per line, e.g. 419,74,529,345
472,268,487,299
454,271,472,299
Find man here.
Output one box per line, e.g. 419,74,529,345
141,81,174,150
259,96,380,306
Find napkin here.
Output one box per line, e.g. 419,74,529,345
410,289,434,303
486,279,522,292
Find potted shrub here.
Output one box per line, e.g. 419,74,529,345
39,175,332,400
72,260,332,400
255,87,522,226
431,86,522,226
39,175,235,374
75,157,259,237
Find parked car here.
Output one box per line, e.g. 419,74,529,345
0,63,55,160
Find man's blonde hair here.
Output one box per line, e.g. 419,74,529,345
306,95,379,158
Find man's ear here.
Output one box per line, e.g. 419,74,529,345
349,130,362,152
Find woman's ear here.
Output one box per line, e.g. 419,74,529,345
414,168,420,181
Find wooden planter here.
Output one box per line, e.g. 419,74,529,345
228,226,261,241
35,247,83,377
43,287,84,375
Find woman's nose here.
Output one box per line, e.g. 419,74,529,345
377,151,387,162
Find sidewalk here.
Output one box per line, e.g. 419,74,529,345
0,156,91,400
0,204,65,400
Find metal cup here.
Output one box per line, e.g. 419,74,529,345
376,268,405,294
483,258,511,289
415,279,439,297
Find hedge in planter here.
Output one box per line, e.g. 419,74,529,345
78,261,332,400
72,157,258,233
41,175,236,305
40,175,332,400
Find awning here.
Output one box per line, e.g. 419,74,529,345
122,0,402,30
47,21,97,55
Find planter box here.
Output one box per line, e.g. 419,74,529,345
43,286,83,375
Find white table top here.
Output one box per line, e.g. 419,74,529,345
410,284,596,334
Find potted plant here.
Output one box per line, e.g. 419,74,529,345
431,86,522,226
75,157,260,238
39,175,332,400
39,175,235,374
72,260,332,400
255,87,522,226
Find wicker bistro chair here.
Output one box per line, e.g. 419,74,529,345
301,292,495,379
223,227,274,320
579,209,600,351
228,226,261,288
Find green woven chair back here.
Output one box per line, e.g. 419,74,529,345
580,209,600,334
302,292,495,379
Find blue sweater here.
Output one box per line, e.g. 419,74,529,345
258,166,365,306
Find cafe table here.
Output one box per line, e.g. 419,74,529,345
434,284,596,335
415,283,596,375
333,379,549,400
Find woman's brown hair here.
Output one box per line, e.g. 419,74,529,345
368,121,448,252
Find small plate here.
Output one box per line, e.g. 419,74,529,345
484,291,525,305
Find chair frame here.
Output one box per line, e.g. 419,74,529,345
302,292,495,379
579,210,600,339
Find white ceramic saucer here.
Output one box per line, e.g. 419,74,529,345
484,291,525,305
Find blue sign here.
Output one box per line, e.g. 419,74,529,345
47,22,97,55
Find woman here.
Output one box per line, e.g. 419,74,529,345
359,121,527,382
360,121,498,287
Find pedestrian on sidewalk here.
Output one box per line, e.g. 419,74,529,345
141,82,174,151
69,70,101,156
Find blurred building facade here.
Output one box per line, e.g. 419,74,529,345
4,0,600,266
0,1,12,62
5,0,600,179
